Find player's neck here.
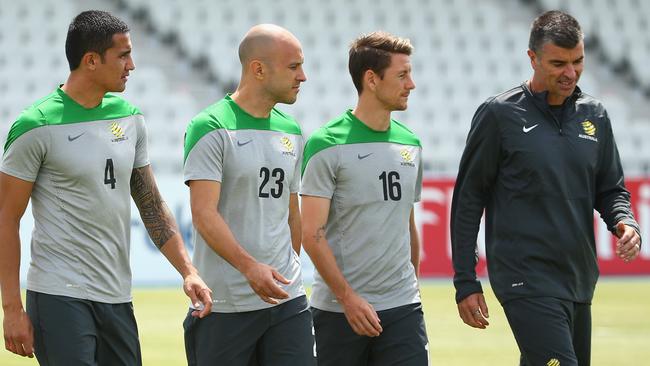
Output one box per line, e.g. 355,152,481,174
230,87,274,119
353,97,391,131
61,73,106,109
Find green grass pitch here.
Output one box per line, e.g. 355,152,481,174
2,279,649,365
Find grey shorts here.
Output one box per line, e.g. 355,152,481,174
312,302,429,366
184,295,316,366
26,290,142,366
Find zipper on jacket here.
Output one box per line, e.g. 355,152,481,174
550,92,580,135
521,83,580,136
547,108,563,135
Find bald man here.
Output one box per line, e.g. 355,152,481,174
182,24,314,365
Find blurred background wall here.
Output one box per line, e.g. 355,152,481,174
2,0,649,284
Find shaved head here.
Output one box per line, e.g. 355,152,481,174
232,24,306,108
238,24,300,65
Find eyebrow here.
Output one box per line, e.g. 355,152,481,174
550,55,584,64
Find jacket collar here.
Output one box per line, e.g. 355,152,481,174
520,81,582,107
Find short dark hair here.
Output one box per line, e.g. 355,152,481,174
529,10,583,54
348,31,413,94
65,10,130,71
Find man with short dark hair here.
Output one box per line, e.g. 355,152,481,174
182,24,315,365
451,10,642,366
301,31,428,366
0,10,212,365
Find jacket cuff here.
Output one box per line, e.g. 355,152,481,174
612,218,642,248
454,281,483,304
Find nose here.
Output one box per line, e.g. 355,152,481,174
127,56,136,71
297,68,307,82
563,64,576,79
406,75,416,90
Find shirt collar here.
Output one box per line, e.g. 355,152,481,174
521,81,582,107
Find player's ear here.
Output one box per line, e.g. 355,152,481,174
527,49,538,70
250,59,265,80
81,52,100,71
364,69,377,92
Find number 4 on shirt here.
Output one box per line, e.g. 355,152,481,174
104,158,116,189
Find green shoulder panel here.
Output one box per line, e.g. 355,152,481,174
42,90,142,124
268,107,303,135
301,122,339,175
183,99,228,162
217,95,301,134
301,110,421,175
3,102,47,153
183,96,302,162
4,89,141,152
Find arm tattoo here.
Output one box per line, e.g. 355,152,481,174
313,226,326,243
130,166,178,249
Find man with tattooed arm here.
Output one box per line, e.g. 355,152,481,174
0,10,211,365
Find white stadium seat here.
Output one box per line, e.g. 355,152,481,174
0,0,648,176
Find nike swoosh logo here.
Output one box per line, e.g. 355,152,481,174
67,132,85,141
237,139,253,147
357,153,373,160
522,124,539,133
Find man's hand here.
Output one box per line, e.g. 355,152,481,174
616,222,641,263
183,273,213,318
3,307,34,358
243,262,290,304
457,292,490,329
340,291,382,337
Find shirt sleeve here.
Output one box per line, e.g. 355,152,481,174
594,111,642,246
300,146,338,199
133,114,150,169
450,98,501,303
290,135,303,194
183,130,225,185
0,126,48,182
414,146,423,203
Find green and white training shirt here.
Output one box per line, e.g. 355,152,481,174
0,88,149,303
301,110,422,312
183,95,305,313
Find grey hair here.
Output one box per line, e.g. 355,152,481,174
529,10,583,53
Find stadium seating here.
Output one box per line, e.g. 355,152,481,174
1,0,648,176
